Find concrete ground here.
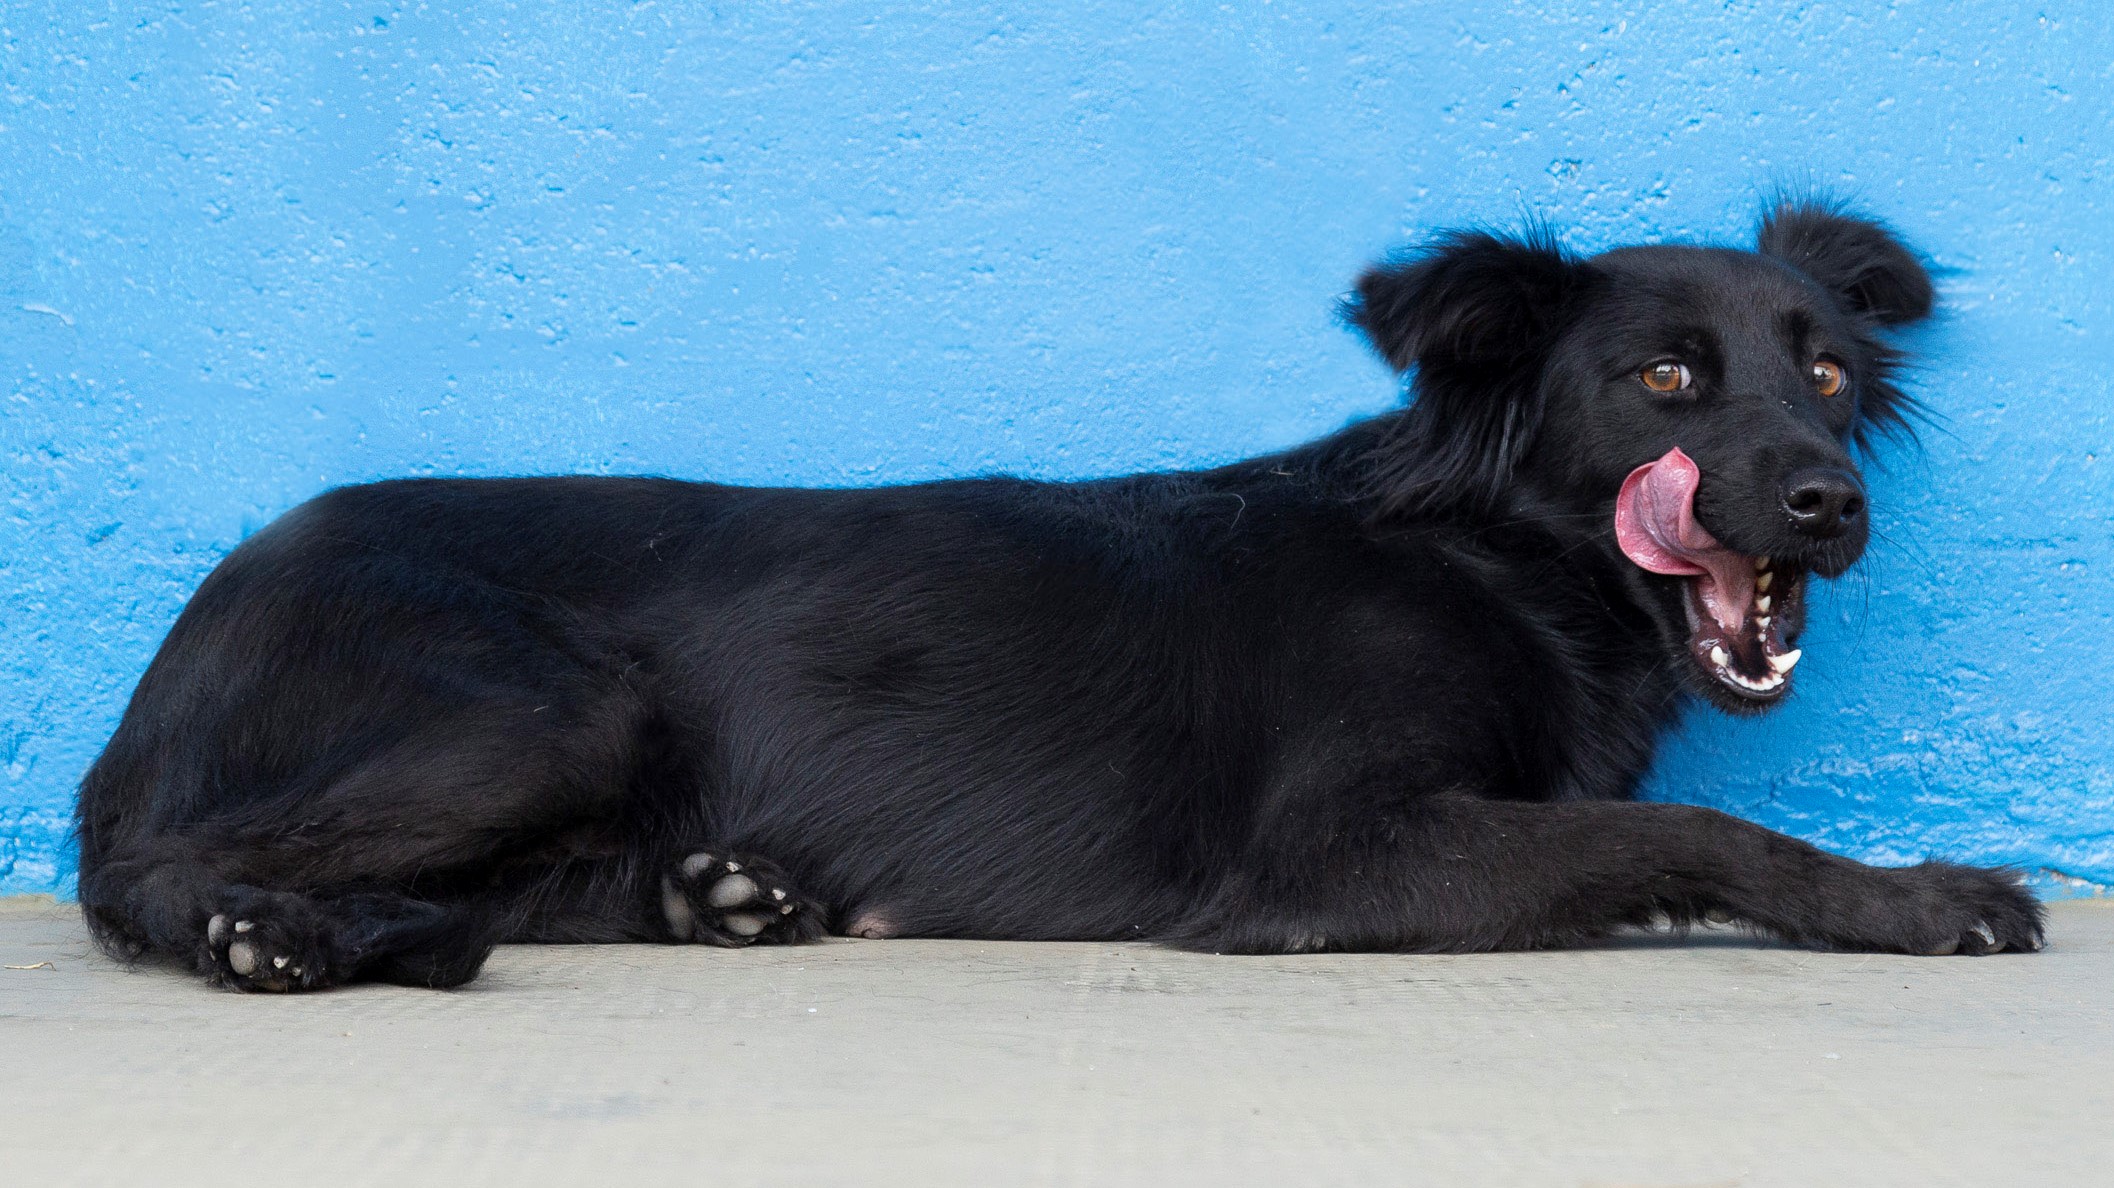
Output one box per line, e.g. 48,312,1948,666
2,898,2109,1187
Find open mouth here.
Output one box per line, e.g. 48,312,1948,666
1615,448,1807,704
1681,555,1805,700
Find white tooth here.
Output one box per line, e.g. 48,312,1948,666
1710,646,1730,668
1759,616,1772,630
1755,595,1772,613
1768,648,1802,673
1757,572,1773,592
1755,557,1770,571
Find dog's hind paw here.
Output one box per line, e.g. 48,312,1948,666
202,888,332,992
660,850,826,947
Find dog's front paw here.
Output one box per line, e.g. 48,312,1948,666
660,850,826,947
1843,862,2045,956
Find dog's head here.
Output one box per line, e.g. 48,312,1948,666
1348,201,1935,712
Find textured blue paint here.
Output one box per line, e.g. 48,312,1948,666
3,2,2111,897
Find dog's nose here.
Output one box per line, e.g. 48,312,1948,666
1781,468,1867,538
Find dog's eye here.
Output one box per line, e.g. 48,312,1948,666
1639,361,1692,393
1811,358,1846,397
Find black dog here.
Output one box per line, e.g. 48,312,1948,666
75,200,2044,992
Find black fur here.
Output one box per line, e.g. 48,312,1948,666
75,201,2042,992
1348,225,1586,518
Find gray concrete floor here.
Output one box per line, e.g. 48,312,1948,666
3,898,2109,1187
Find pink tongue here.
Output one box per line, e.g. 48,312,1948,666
1614,448,1755,634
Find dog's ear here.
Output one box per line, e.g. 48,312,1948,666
1755,201,1934,327
1344,228,1583,518
1757,200,1932,445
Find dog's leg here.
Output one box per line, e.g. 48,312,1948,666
656,849,829,946
201,886,496,992
82,836,498,992
1178,795,2044,956
81,696,649,990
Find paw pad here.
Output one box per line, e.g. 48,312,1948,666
661,851,821,947
205,909,318,992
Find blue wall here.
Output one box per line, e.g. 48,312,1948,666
4,2,2110,896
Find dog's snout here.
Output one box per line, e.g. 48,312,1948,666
1781,468,1866,539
